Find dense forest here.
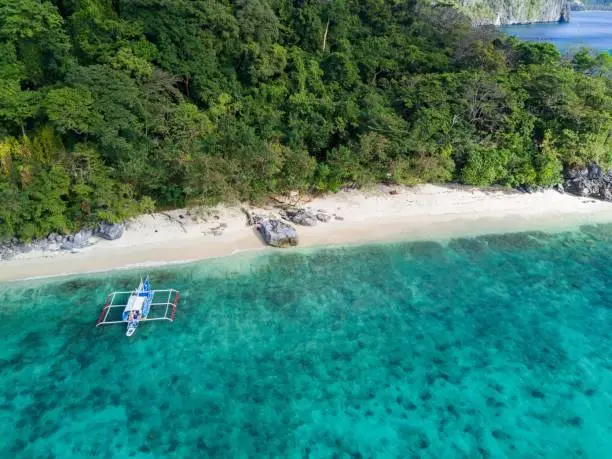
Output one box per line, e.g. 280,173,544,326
0,0,611,241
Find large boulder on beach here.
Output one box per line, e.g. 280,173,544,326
564,162,612,201
565,175,592,197
94,221,124,240
61,228,92,250
259,219,299,248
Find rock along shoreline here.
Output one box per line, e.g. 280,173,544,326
2,172,612,264
0,222,125,261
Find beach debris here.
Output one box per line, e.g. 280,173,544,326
160,212,188,233
259,219,299,248
205,223,227,236
186,206,214,223
94,222,125,241
241,206,263,226
334,215,344,221
242,209,270,228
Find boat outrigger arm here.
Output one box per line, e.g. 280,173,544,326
96,276,179,336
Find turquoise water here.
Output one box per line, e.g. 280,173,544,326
2,226,612,457
501,11,612,52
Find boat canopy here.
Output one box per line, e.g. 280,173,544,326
123,295,146,313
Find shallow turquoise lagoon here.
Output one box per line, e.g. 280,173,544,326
2,226,612,458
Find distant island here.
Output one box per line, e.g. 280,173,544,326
451,0,570,24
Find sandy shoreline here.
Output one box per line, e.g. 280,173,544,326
3,184,612,283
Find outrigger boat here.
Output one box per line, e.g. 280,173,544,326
96,276,179,337
123,276,153,336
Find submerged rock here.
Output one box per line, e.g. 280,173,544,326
94,222,124,240
259,219,299,248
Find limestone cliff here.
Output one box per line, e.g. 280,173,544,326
455,0,571,25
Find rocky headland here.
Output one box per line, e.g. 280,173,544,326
457,0,570,25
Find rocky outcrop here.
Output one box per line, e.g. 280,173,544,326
94,222,124,240
280,208,318,226
457,0,571,25
245,205,335,248
564,162,612,201
259,219,299,248
560,2,571,22
316,212,332,223
60,229,93,251
1,222,126,261
279,208,331,226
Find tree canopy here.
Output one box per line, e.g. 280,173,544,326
0,0,610,240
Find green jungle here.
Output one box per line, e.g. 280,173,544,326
0,0,611,240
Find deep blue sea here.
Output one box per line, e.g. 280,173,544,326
501,11,612,52
2,226,612,457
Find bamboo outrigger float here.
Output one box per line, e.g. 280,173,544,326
96,276,179,336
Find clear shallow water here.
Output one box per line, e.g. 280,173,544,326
2,227,612,457
501,11,612,52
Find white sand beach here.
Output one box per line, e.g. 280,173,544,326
3,184,612,282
